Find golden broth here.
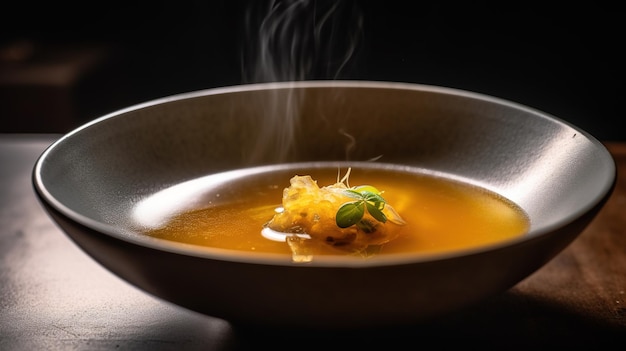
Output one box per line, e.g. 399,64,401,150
140,164,530,257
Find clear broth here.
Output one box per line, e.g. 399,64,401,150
139,164,530,257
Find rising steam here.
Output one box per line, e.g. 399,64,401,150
242,0,363,83
240,0,364,165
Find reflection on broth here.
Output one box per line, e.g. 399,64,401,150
137,163,530,262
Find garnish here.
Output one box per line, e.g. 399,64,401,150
265,168,406,262
336,185,388,229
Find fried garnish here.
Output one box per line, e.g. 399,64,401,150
265,169,406,261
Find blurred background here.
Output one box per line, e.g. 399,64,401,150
1,1,624,140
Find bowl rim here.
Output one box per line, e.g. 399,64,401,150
32,80,617,268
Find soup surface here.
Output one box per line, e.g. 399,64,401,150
136,163,530,261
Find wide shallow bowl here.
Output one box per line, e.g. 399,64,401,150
33,81,615,329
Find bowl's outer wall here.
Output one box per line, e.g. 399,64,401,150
34,82,617,328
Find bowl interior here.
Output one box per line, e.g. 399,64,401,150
34,81,616,263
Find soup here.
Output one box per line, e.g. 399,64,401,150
137,163,530,262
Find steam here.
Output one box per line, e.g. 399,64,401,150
242,0,363,83
240,0,363,164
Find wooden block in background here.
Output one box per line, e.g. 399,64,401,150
0,40,113,133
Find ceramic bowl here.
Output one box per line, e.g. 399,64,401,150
32,81,615,329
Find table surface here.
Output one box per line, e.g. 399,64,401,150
1,134,625,350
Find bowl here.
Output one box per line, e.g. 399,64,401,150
32,81,616,329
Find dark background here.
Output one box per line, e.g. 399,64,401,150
1,1,624,140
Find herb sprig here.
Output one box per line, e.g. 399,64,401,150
336,185,388,229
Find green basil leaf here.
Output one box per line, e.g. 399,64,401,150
366,201,388,223
362,192,386,205
353,185,381,195
343,189,365,199
336,202,365,228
